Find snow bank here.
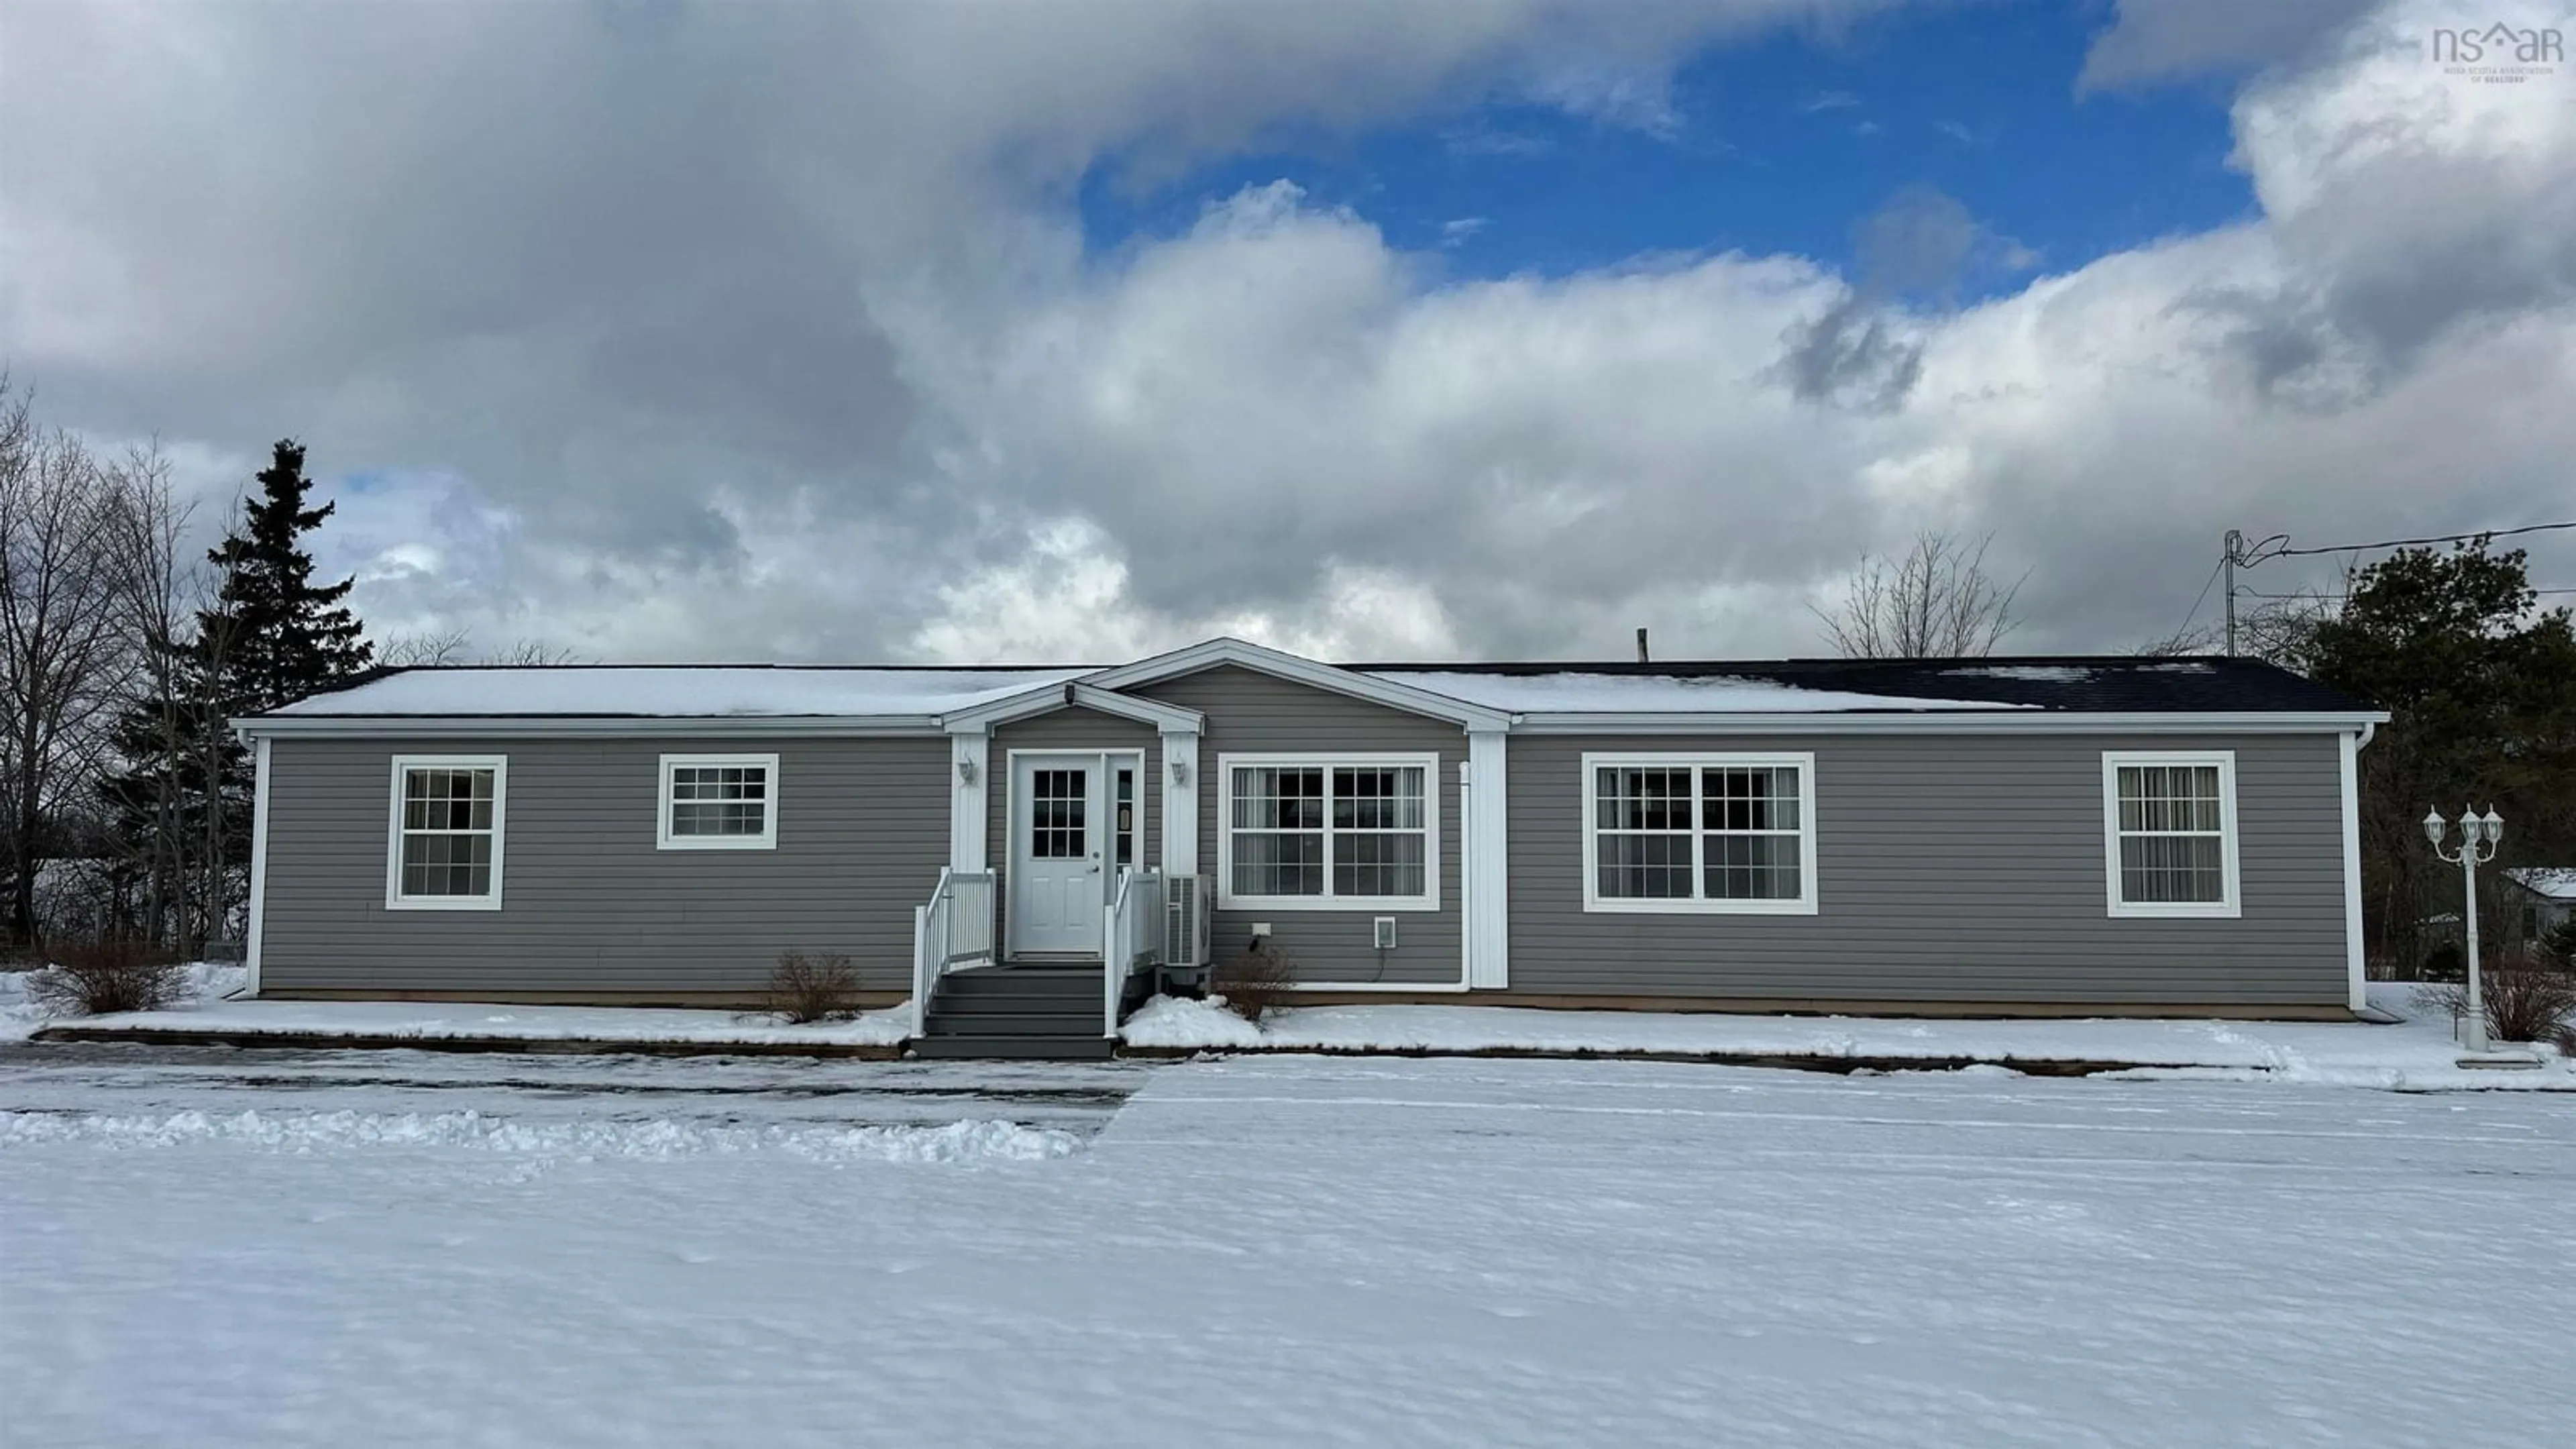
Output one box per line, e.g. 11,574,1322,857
0,961,246,1043
1120,983,2576,1089
0,1108,1077,1163
52,994,912,1049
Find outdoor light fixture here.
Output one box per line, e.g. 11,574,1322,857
956,757,977,786
1169,759,1189,786
2426,804,2506,1055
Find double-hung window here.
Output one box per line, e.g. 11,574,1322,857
659,753,780,850
1582,753,1817,914
1219,753,1438,910
2102,751,2239,917
386,755,506,910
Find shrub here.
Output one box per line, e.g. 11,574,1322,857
767,950,861,1023
1212,943,1297,1023
2543,918,2576,972
2420,942,2465,983
25,939,187,1017
2418,965,2576,1051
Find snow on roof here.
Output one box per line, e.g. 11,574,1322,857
2505,868,2576,901
1363,672,2027,713
271,667,1086,719
1943,665,2094,684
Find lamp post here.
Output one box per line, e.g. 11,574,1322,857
2424,805,2505,1053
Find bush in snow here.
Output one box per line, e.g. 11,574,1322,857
1212,942,1297,1023
767,950,861,1023
26,938,187,1017
2419,965,2576,1052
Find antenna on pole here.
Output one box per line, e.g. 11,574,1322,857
1635,627,1650,663
2222,529,2244,655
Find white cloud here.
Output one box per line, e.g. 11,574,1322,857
1,0,2571,669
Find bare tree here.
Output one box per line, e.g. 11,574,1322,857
0,383,128,945
376,627,472,667
1816,529,2026,659
378,629,577,667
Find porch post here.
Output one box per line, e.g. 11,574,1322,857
949,728,989,873
1159,727,1199,881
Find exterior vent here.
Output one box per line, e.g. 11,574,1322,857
1165,875,1212,967
1373,916,1397,950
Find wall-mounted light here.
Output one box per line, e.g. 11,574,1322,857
1168,759,1189,786
956,757,977,786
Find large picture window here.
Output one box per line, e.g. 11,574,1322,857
1581,753,1817,914
386,755,506,910
659,753,780,850
1219,753,1438,910
2103,751,2239,917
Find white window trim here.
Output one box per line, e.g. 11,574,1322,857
1216,751,1441,912
385,753,507,911
2102,749,2241,919
1580,751,1819,916
657,752,782,851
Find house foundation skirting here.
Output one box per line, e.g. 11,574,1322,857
1277,991,2359,1021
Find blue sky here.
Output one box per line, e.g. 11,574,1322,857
1082,3,2255,295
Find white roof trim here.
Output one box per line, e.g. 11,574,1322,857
1507,710,2387,736
236,714,949,740
1079,637,1510,729
941,682,1205,734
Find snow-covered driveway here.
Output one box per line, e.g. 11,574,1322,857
4,1051,2568,1448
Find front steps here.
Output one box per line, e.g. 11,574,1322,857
910,963,1116,1061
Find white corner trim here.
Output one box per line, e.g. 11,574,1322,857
1214,751,1442,912
1079,637,1512,729
2341,727,2369,1012
245,736,272,996
1578,751,1819,916
1465,733,1509,987
655,752,782,851
1161,731,1199,881
384,754,508,911
2101,749,2242,920
952,733,989,873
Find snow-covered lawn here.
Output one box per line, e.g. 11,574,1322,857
3,1049,2569,1447
1125,982,2576,1089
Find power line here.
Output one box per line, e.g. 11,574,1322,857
2238,584,2575,600
2246,519,2576,564
2173,555,2226,640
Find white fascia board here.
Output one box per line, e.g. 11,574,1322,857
236,714,948,740
940,681,1205,733
1505,710,2390,735
1077,636,1511,730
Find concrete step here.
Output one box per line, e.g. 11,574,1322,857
924,1011,1104,1036
907,1034,1116,1061
938,975,1102,1001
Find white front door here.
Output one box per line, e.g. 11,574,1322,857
1010,755,1106,955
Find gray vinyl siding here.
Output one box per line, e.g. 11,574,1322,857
260,735,948,994
1507,733,2349,1006
988,706,1161,954
1136,665,1464,984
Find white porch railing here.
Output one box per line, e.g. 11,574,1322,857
911,868,997,1038
1102,868,1165,1037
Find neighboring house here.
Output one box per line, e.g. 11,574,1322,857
231,638,2386,1056
2500,869,2576,948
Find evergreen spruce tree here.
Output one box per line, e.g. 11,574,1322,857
205,440,373,714
98,440,373,945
